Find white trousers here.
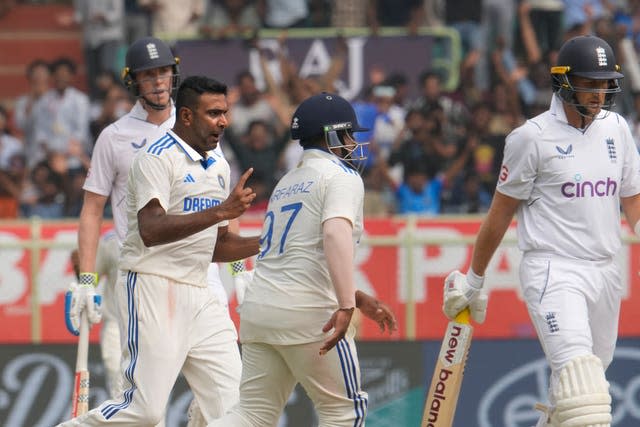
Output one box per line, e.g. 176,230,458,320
521,253,622,425
57,271,241,426
208,333,368,427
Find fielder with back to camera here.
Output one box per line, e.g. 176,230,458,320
62,37,253,426
441,35,640,427
208,92,398,427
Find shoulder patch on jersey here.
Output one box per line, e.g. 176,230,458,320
147,134,175,156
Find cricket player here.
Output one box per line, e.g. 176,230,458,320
58,75,259,426
64,37,246,426
208,93,397,427
442,35,640,427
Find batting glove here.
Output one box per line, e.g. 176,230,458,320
228,260,254,305
443,270,488,324
64,273,102,336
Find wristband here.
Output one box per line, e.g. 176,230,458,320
634,220,640,238
79,272,98,287
338,307,355,313
229,260,246,276
466,269,484,289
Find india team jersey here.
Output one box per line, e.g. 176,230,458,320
240,148,364,345
119,130,230,286
83,101,175,245
498,94,640,260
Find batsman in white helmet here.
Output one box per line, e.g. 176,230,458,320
442,35,640,427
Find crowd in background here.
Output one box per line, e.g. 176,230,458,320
3,0,640,219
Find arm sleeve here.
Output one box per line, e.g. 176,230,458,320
618,115,640,197
130,152,172,212
83,127,115,196
495,122,539,200
322,171,364,226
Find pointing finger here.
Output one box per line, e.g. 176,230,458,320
236,168,254,188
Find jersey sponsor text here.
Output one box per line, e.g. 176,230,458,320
183,197,221,212
560,177,617,198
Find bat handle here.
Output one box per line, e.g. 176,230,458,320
72,310,90,417
454,307,471,324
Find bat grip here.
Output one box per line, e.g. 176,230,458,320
454,307,471,324
76,310,89,372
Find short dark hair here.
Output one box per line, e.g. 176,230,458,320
235,70,254,85
26,59,49,78
175,76,227,112
50,57,77,74
418,70,441,86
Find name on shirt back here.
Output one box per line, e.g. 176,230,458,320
270,181,315,203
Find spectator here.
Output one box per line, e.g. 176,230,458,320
224,119,291,196
384,71,412,111
563,0,607,35
391,137,474,215
0,106,24,218
463,101,507,194
442,171,493,214
21,159,65,219
413,70,469,142
67,0,125,98
90,84,134,143
476,0,517,91
139,0,206,42
371,0,426,35
200,0,260,39
89,70,122,121
442,0,484,88
388,108,442,180
518,0,564,63
256,0,309,28
228,70,279,136
124,0,150,44
362,160,396,215
31,57,91,171
370,85,405,162
13,59,50,153
329,0,376,29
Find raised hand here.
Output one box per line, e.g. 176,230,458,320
219,168,256,220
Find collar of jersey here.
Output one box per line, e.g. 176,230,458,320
166,129,216,163
130,100,176,124
550,92,606,124
302,147,336,161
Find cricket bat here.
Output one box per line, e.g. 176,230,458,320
421,308,473,427
71,310,90,417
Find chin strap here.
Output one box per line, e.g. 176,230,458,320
141,97,170,111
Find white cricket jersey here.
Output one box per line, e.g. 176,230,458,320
83,101,175,245
119,130,230,286
497,94,640,260
240,148,364,345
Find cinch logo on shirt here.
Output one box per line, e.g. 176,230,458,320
183,197,221,212
560,177,617,198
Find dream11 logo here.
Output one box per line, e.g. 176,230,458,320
476,346,640,427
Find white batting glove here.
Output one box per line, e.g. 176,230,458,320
228,261,254,305
64,274,102,336
443,270,488,324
